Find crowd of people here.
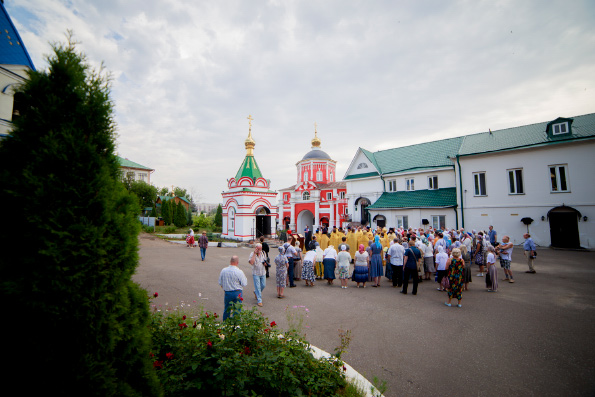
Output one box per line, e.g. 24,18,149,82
219,225,539,318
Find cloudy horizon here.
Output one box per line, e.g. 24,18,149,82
6,0,595,203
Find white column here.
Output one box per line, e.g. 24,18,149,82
290,199,296,232
315,199,320,228
329,202,334,228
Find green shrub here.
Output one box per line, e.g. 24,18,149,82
149,303,347,396
0,37,160,395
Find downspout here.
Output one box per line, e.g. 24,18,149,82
378,174,386,227
456,154,465,229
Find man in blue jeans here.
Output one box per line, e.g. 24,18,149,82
218,255,247,320
249,243,267,307
198,231,209,261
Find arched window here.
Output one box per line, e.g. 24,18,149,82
229,207,235,231
303,191,310,200
357,163,368,169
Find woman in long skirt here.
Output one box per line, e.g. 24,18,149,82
369,236,384,287
302,249,317,287
293,241,302,281
353,244,369,288
337,245,351,288
323,245,338,285
445,248,465,307
486,246,498,292
460,245,472,290
274,246,288,298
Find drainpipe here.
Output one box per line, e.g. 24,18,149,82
456,154,465,229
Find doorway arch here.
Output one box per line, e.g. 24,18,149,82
297,210,314,235
355,197,371,225
548,205,581,248
255,206,271,238
373,214,386,228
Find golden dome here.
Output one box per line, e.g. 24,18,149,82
311,122,321,148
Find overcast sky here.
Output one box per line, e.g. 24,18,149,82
7,0,595,203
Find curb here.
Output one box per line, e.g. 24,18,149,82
308,344,385,397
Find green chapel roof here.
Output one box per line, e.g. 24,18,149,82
235,155,264,180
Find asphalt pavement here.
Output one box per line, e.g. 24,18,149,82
133,234,595,396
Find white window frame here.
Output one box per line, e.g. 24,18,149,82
428,175,438,190
507,168,524,195
316,171,323,181
552,122,569,135
339,191,346,199
473,172,487,196
432,215,446,230
303,191,310,200
549,164,570,193
326,192,333,200
396,215,408,229
406,178,414,191
388,180,397,192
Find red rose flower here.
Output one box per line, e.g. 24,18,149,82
343,365,347,372
264,328,270,333
149,352,154,358
178,323,187,329
270,321,277,327
166,352,174,360
182,315,187,320
153,292,158,298
243,346,251,355
193,321,197,328
239,296,243,302
153,360,163,369
207,340,213,349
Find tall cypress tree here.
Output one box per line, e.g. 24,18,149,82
0,38,161,395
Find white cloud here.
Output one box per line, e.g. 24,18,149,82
6,0,595,202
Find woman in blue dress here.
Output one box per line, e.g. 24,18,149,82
370,235,384,287
353,244,369,288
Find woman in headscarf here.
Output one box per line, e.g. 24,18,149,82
460,244,472,290
435,246,449,291
322,244,338,285
186,228,195,248
353,244,369,288
293,240,302,282
422,237,435,280
337,245,351,289
370,235,384,287
301,246,317,287
475,231,485,277
485,245,498,292
445,248,465,308
275,246,289,298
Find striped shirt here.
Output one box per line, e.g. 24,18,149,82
218,265,248,291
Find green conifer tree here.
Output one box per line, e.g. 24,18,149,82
215,204,223,227
174,201,187,228
161,199,171,225
0,38,161,396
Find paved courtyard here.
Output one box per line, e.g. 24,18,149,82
133,234,595,396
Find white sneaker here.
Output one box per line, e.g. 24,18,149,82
476,273,484,277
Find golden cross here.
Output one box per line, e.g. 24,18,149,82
247,115,253,129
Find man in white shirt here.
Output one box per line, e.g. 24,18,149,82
387,238,405,288
218,256,248,320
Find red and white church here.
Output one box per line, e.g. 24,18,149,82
278,128,347,233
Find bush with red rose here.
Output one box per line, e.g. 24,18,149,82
148,301,348,396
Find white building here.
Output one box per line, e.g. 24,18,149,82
0,2,35,138
344,113,595,249
221,118,278,241
117,156,154,185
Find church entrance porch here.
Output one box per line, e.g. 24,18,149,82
255,206,271,238
355,197,371,225
297,210,314,234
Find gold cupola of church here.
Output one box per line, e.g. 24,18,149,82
311,122,321,148
245,114,256,156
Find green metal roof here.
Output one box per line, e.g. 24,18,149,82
367,188,457,209
373,137,464,174
117,156,153,170
344,171,380,180
360,148,381,171
235,155,264,180
457,113,595,156
158,196,190,205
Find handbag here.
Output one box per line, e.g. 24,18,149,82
441,274,450,289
